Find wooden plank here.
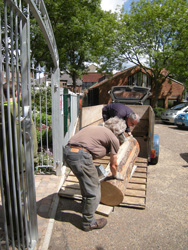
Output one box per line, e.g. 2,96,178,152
120,158,148,208
137,164,147,168
59,187,113,216
132,172,147,178
136,162,148,167
135,167,147,173
137,165,147,169
66,175,78,182
61,156,148,210
67,171,76,176
93,158,110,168
97,155,110,160
96,204,113,216
125,189,146,197
93,159,109,164
93,156,110,161
126,183,146,190
135,157,148,163
129,177,147,184
121,196,146,206
63,181,80,189
120,203,145,209
59,187,81,196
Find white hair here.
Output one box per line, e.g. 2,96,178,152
129,113,140,123
104,116,127,136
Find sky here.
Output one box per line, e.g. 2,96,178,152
100,0,133,13
101,0,145,69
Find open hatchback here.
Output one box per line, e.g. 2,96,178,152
109,86,159,165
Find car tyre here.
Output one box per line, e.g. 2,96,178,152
149,156,159,165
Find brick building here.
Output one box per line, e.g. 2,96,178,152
82,72,106,90
82,64,108,91
87,66,185,108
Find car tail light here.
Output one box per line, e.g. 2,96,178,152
151,149,156,159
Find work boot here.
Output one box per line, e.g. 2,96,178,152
83,218,107,232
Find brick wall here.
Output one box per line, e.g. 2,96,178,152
91,66,184,108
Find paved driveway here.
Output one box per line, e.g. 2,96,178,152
48,123,188,250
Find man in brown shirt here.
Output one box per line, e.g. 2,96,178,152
63,117,126,231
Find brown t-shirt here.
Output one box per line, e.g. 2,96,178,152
68,126,120,159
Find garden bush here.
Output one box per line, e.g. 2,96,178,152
153,107,165,118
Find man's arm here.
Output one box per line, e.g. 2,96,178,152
102,105,109,122
110,152,118,176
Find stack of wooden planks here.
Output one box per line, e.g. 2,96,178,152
59,156,148,216
120,157,148,209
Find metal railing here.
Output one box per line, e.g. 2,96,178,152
0,0,62,249
0,0,38,247
63,88,80,146
30,68,54,172
0,0,81,248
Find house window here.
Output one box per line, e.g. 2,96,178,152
128,72,152,88
128,75,133,85
143,74,147,87
148,76,152,88
133,74,137,85
137,72,142,86
82,82,96,90
62,80,67,87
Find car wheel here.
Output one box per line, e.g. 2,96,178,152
177,124,184,128
150,156,159,165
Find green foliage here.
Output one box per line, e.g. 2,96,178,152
36,125,52,147
34,112,52,148
36,129,41,145
153,107,165,118
117,0,188,107
31,87,52,114
31,0,120,91
0,0,4,11
29,0,188,101
42,128,53,147
34,113,52,127
30,17,52,69
35,151,54,173
168,102,174,108
31,85,53,165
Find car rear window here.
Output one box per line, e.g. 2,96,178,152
171,103,188,110
111,87,149,101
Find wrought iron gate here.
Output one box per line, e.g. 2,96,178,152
0,0,60,249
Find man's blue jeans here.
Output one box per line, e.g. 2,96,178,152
63,146,101,227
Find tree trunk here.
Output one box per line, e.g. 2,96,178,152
100,137,140,206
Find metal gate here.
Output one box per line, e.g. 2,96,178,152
0,0,60,249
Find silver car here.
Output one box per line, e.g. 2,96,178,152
161,102,188,124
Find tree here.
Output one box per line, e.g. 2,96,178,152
30,18,51,69
117,0,188,107
166,2,188,93
31,0,119,92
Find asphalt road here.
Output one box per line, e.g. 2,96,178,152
48,122,188,250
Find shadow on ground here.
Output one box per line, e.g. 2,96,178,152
180,153,188,167
168,125,188,131
37,195,83,230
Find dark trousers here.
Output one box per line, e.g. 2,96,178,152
63,146,101,227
